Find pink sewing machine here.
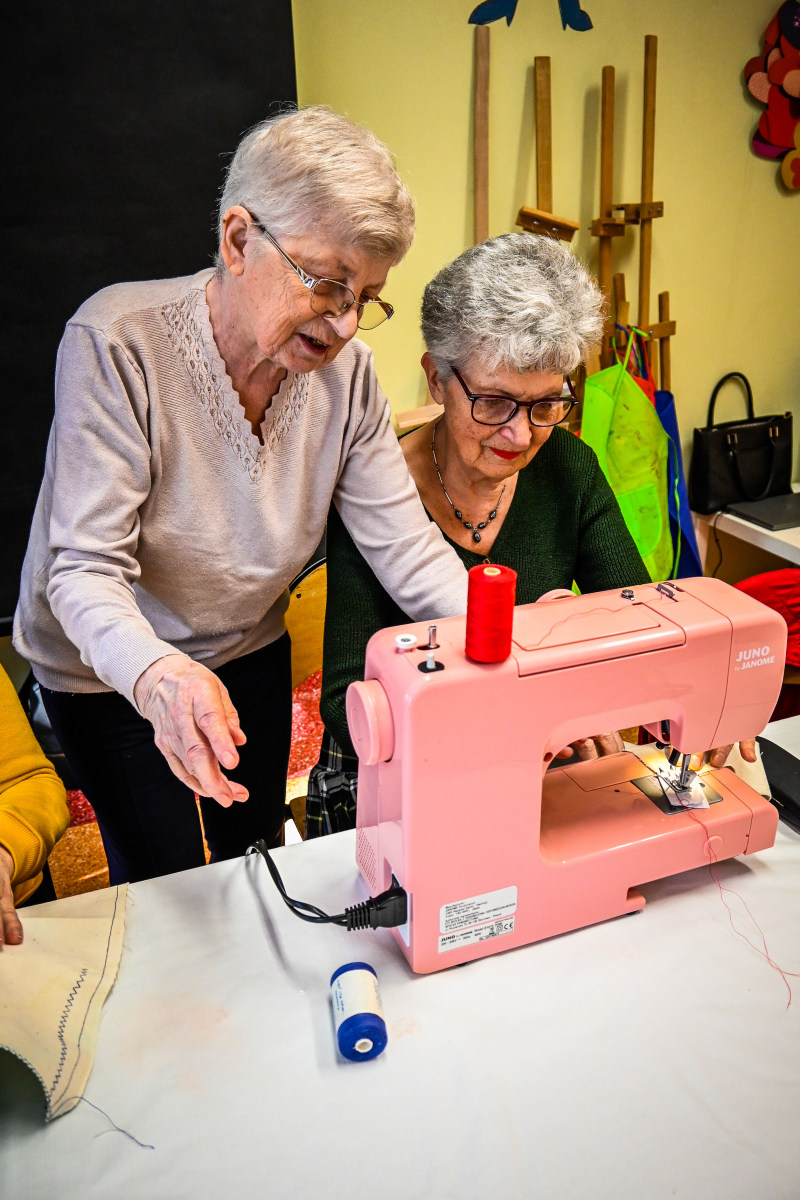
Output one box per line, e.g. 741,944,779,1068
346,577,786,974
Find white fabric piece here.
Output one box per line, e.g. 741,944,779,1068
1,814,798,1199
0,886,127,1121
725,740,771,797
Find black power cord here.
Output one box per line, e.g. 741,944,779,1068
246,839,408,931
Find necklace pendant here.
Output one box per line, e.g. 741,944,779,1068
472,531,482,543
454,510,462,520
464,522,473,530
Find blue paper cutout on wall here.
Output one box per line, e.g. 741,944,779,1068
469,0,519,25
558,0,593,31
468,0,593,31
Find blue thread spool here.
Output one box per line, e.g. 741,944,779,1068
330,962,388,1062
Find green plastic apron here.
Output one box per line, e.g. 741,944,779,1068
580,338,673,584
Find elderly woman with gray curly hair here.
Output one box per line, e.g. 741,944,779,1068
13,107,470,883
306,233,651,837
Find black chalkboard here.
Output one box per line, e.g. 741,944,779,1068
1,1,297,625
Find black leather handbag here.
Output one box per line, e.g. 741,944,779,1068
688,372,793,515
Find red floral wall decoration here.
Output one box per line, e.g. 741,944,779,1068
745,1,800,188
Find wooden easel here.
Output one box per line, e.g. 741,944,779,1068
397,35,680,434
593,66,625,366
517,58,580,242
474,25,490,244
592,36,676,388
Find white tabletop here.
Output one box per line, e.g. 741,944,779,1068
3,748,800,1199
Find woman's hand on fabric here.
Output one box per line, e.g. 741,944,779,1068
689,740,757,772
555,731,625,761
0,846,23,949
134,655,248,807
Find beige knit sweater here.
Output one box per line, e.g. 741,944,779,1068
14,270,467,707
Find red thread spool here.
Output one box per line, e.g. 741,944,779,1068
465,564,517,662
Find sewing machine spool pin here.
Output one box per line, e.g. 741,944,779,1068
417,627,444,672
418,648,444,674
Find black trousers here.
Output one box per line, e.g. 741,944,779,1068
40,634,292,886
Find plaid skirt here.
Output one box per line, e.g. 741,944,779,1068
305,730,359,838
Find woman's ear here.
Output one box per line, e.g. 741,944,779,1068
217,207,251,277
421,352,445,405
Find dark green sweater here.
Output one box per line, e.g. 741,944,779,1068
320,426,650,758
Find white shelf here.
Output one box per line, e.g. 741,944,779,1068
692,484,800,569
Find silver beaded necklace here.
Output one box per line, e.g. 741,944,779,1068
431,419,506,545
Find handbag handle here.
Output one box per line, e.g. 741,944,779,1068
708,372,754,427
727,424,782,502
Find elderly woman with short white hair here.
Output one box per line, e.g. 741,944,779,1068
14,107,467,883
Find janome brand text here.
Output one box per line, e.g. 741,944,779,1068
735,646,775,669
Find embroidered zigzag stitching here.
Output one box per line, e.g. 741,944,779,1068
48,966,89,1101
161,292,309,482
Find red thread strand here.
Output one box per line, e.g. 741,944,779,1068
673,794,799,1007
465,564,517,663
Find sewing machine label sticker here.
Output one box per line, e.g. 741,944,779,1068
438,886,517,952
438,917,516,953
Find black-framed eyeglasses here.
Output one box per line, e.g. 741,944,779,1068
244,211,394,331
451,366,578,427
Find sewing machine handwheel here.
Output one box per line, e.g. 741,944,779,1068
537,588,577,603
346,680,395,765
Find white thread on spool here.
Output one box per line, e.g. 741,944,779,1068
395,633,417,652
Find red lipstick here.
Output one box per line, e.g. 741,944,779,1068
489,448,519,461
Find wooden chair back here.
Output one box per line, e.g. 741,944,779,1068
284,562,327,690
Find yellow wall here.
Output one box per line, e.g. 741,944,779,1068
293,0,800,465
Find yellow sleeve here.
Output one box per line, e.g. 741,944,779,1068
0,667,69,904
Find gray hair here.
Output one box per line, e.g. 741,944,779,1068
421,234,604,378
217,106,415,264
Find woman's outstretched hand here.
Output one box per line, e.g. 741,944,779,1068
690,740,757,772
555,731,625,761
134,655,248,807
